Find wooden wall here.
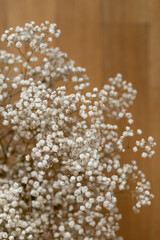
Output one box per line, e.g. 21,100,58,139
0,0,159,239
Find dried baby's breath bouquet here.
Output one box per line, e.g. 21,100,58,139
0,21,155,240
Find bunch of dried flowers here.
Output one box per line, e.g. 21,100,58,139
0,21,155,240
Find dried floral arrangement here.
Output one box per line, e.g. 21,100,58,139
0,21,156,240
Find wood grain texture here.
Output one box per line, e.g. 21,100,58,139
0,0,159,239
102,0,149,23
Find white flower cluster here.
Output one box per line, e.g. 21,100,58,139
27,47,89,90
0,22,156,240
1,21,61,49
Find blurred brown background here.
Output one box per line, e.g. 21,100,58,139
0,0,160,239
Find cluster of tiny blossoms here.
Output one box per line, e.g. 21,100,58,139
0,22,155,240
